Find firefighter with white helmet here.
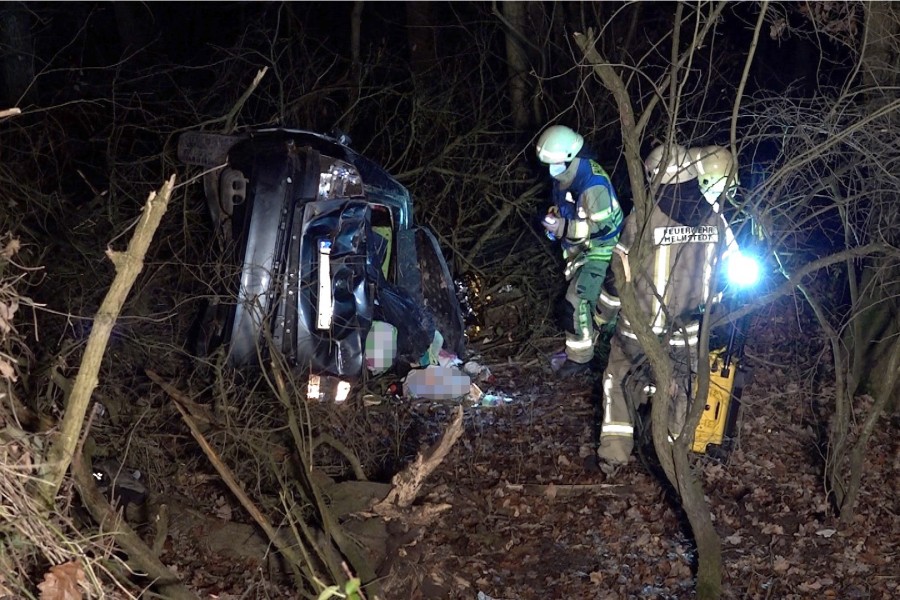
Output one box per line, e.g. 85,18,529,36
536,124,624,378
689,145,739,211
644,143,699,184
594,142,738,467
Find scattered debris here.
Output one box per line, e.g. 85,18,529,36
403,365,472,400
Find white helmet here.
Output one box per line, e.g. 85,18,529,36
644,144,697,184
689,145,738,200
536,125,584,164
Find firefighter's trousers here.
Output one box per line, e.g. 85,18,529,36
598,333,698,464
563,258,610,364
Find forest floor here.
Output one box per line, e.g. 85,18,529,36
140,302,899,600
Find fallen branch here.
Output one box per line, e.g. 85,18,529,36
502,482,632,497
70,452,199,600
373,405,464,512
363,501,453,525
38,175,176,507
145,369,310,590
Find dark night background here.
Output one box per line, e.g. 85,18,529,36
1,2,897,599
2,1,862,274
1,1,858,255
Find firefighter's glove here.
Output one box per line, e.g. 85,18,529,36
542,213,567,240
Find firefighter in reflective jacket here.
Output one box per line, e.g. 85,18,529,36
536,125,624,378
595,143,738,465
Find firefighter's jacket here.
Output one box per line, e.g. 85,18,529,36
552,157,624,279
602,180,737,346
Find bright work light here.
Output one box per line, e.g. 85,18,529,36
725,252,761,288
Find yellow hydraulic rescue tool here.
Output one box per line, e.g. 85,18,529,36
691,316,750,457
692,348,742,454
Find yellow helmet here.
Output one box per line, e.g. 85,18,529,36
689,145,738,202
644,144,697,184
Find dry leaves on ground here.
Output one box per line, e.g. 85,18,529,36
37,561,87,600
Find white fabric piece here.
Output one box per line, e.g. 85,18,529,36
403,365,472,400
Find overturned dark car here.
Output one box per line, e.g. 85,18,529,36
178,129,465,389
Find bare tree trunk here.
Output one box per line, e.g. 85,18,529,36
113,2,153,54
500,1,532,131
0,4,36,107
623,3,644,56
525,1,547,125
673,448,722,597
406,1,437,78
840,336,900,524
826,1,900,521
573,7,730,594
348,0,364,110
350,1,363,84
861,2,899,105
800,282,852,510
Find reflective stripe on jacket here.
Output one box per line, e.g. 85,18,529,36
555,157,623,253
612,180,737,342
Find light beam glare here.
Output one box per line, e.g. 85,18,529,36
726,252,761,288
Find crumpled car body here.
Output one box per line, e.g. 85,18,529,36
178,128,465,380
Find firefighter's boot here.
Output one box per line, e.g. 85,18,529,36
556,359,592,379
597,436,632,466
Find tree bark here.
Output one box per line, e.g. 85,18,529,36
350,1,363,84
861,2,899,105
500,1,532,131
673,447,722,598
839,336,899,524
